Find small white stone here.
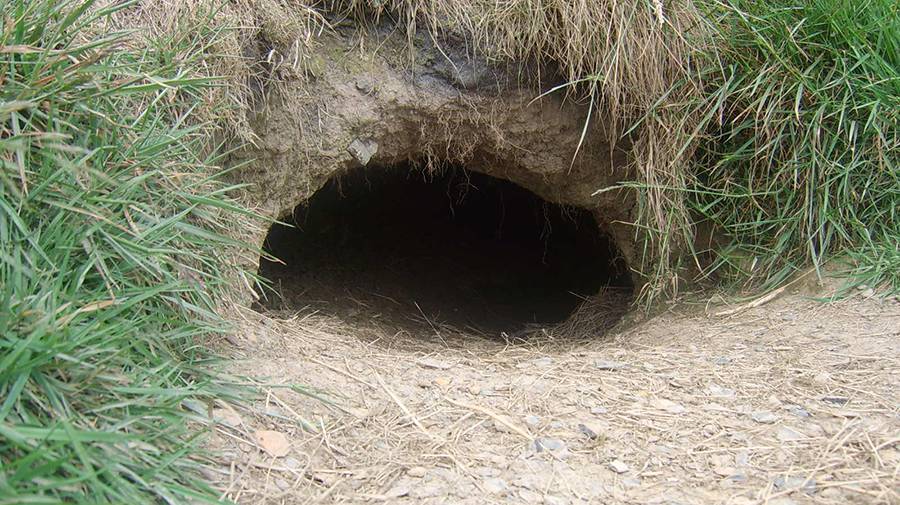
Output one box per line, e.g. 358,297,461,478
609,459,629,474
407,466,427,478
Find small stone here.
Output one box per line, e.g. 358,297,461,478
714,356,732,365
254,429,291,457
777,426,805,442
407,466,427,478
534,437,566,453
813,372,831,384
433,377,451,387
774,475,816,494
652,398,686,414
354,76,375,94
622,477,641,488
524,415,541,427
707,385,736,398
821,396,849,405
751,411,778,424
784,404,810,417
595,360,628,371
275,478,290,490
590,405,608,415
416,357,452,370
578,421,606,440
347,138,378,166
283,457,301,469
609,459,629,474
482,477,508,494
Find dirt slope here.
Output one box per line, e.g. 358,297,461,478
205,291,899,504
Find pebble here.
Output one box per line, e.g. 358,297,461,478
283,457,301,469
784,404,810,417
595,360,628,371
652,398,686,414
578,421,606,440
774,475,816,494
777,426,805,441
482,477,508,494
707,385,736,398
821,395,849,405
533,437,568,459
524,415,541,427
354,76,375,94
385,485,410,498
346,138,378,166
609,460,629,474
407,466,427,478
813,372,831,384
275,478,290,491
590,405,609,415
751,411,778,424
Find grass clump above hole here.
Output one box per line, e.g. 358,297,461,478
683,0,899,295
0,0,256,501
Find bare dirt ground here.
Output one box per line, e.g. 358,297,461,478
205,289,899,505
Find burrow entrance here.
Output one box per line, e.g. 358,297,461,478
257,163,633,338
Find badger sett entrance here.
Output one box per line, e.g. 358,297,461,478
256,163,633,338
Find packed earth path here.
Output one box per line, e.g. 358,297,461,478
205,289,900,505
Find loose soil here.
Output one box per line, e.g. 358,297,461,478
205,289,900,504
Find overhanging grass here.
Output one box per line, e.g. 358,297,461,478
0,0,253,502
683,0,899,294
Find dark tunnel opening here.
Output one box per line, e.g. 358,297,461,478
256,163,633,337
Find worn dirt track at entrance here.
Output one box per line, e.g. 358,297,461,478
207,292,900,504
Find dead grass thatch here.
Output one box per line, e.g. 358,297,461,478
111,0,710,301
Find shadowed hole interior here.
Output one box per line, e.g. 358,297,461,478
257,163,633,336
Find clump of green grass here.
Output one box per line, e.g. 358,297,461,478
684,0,899,294
0,0,254,502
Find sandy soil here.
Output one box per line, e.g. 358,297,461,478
203,289,899,505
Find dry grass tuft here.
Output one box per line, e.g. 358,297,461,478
98,0,327,142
